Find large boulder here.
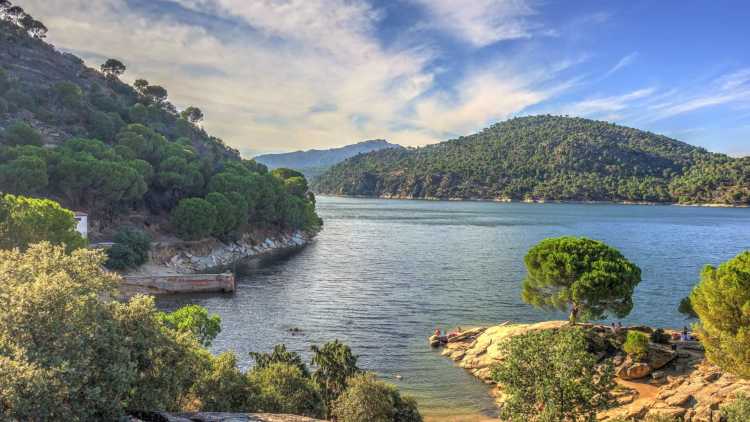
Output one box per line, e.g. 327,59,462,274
617,360,652,380
616,342,677,380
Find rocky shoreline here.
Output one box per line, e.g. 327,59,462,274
120,230,314,295
317,194,748,208
128,230,312,276
435,321,750,421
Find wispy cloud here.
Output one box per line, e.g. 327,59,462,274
602,52,638,78
556,88,655,119
643,68,750,121
413,0,541,47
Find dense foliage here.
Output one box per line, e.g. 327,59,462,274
623,330,650,359
521,237,641,323
0,242,419,419
490,327,615,422
0,193,85,251
722,393,750,422
690,251,750,378
159,304,221,347
311,340,362,416
331,373,422,422
314,115,750,205
0,243,207,419
105,227,151,270
0,17,320,240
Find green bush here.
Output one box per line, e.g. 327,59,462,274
160,304,221,347
248,362,324,418
250,344,309,376
311,340,361,414
2,121,43,146
623,331,650,359
331,373,422,422
53,81,83,109
691,252,750,378
194,352,258,411
0,194,86,252
722,393,750,422
491,328,615,422
0,244,208,419
105,227,151,270
650,328,670,344
171,197,216,240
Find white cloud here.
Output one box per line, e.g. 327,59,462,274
602,51,638,78
558,88,655,118
413,0,539,47
19,0,565,153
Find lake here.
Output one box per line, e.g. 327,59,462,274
157,196,750,417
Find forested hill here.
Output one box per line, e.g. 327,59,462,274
254,139,401,179
0,12,320,241
313,115,750,205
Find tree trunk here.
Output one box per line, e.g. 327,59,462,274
569,304,579,325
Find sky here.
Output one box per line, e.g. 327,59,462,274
20,0,750,157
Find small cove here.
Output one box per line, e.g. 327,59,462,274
157,196,750,416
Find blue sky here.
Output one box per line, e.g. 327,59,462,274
23,0,750,156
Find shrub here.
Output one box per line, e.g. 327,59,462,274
623,331,650,359
0,194,86,252
311,340,361,414
0,244,207,419
331,373,422,422
105,227,151,270
248,362,324,418
53,81,83,109
171,197,216,240
160,304,221,347
250,344,309,376
491,328,615,422
691,252,750,378
194,352,257,412
2,121,42,146
650,328,670,344
722,393,750,422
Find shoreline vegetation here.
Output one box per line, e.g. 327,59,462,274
316,193,750,208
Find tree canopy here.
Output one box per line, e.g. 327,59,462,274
100,59,126,78
314,115,750,206
521,236,642,324
690,251,750,378
0,194,86,252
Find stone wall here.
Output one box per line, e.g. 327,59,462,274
120,273,235,297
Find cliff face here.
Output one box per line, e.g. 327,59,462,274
439,321,750,421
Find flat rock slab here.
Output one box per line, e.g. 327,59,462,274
130,412,325,422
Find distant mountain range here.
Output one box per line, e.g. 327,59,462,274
313,115,750,206
254,139,401,179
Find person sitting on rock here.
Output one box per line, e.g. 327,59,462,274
434,328,442,337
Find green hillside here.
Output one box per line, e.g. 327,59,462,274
0,15,320,241
314,115,750,205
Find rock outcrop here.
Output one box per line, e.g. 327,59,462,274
129,230,311,276
438,321,749,421
129,412,324,422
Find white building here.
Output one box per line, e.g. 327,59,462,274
74,212,88,239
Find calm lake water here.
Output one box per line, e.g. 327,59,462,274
158,196,750,416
